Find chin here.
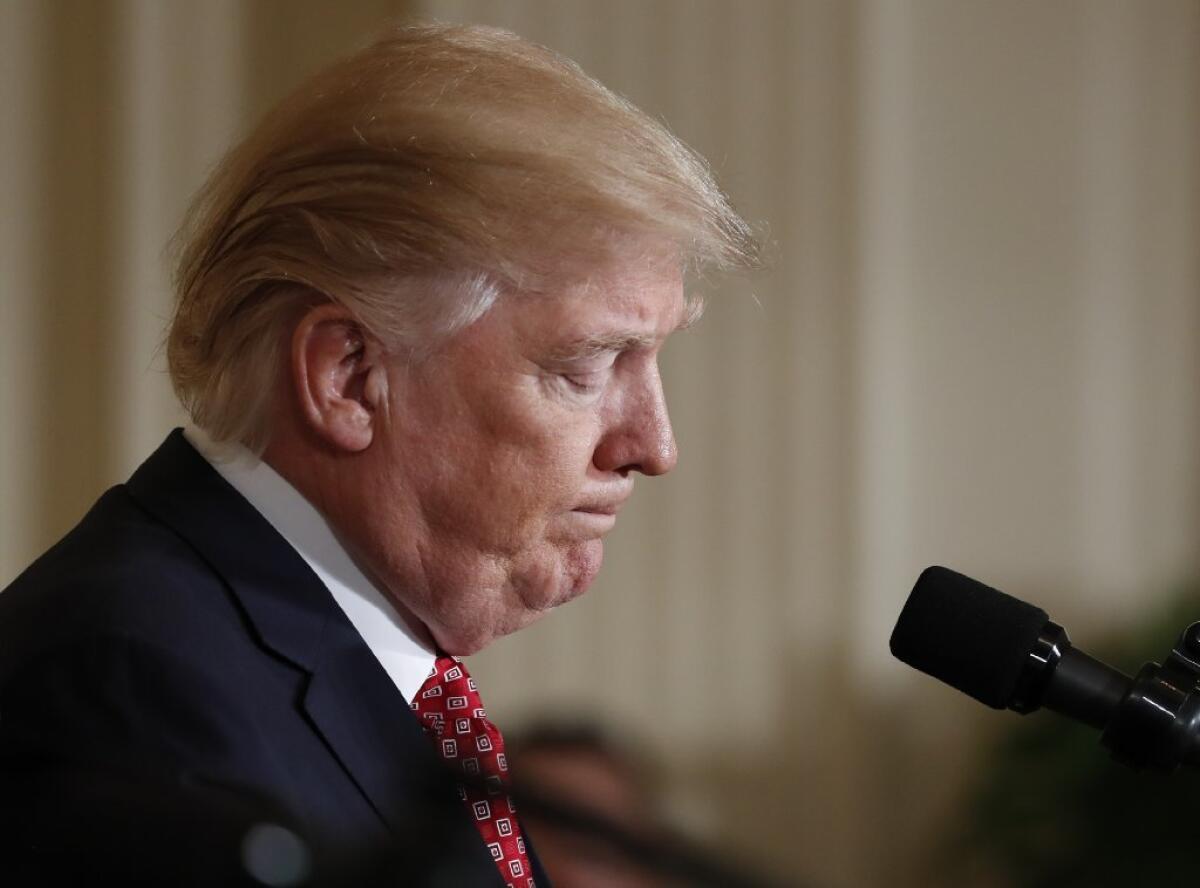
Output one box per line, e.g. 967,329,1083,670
561,539,604,601
510,540,604,612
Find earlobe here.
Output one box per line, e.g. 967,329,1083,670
290,303,385,453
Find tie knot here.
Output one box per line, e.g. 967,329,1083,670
410,656,507,780
413,655,485,727
431,654,473,689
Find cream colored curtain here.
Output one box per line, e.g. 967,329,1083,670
3,2,1199,885
0,0,409,580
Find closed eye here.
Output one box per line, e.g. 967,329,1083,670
562,368,609,393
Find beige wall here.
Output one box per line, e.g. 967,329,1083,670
3,2,1199,885
0,0,408,576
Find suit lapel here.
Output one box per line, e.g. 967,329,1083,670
123,430,497,875
300,614,459,832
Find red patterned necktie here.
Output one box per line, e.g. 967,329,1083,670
409,655,535,888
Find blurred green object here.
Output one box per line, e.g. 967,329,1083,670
952,588,1200,887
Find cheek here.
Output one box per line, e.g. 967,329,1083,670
464,404,599,511
399,367,603,549
418,430,593,550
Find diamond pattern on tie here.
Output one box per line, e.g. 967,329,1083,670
410,656,535,888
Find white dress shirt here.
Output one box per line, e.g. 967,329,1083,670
183,426,436,702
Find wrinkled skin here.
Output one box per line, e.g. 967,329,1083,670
270,259,686,654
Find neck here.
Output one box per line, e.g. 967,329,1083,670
260,435,437,652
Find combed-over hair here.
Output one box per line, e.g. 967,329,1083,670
168,22,758,450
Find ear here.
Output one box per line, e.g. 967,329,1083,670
288,302,389,452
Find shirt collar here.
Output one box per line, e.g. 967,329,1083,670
182,425,436,702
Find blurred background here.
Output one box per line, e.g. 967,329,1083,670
2,1,1198,885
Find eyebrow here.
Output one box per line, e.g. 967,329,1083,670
545,332,657,362
544,303,702,362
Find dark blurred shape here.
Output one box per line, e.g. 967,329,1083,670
0,766,300,886
507,719,674,887
242,823,313,886
0,718,502,887
0,760,521,887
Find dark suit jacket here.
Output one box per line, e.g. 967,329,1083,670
0,430,545,886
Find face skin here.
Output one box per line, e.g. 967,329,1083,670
265,257,687,655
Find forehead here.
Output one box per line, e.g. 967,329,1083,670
512,261,689,352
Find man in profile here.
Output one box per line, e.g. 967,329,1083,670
0,23,756,885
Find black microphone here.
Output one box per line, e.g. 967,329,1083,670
890,566,1200,773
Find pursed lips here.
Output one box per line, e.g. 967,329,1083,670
569,494,630,529
572,492,631,516
573,503,621,516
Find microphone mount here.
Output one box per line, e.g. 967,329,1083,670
1099,622,1200,772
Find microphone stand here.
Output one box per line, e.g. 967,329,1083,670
1099,621,1200,773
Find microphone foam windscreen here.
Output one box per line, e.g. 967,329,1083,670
889,566,1048,709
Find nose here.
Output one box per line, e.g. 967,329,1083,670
592,363,678,477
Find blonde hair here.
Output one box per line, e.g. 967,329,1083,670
168,22,758,450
